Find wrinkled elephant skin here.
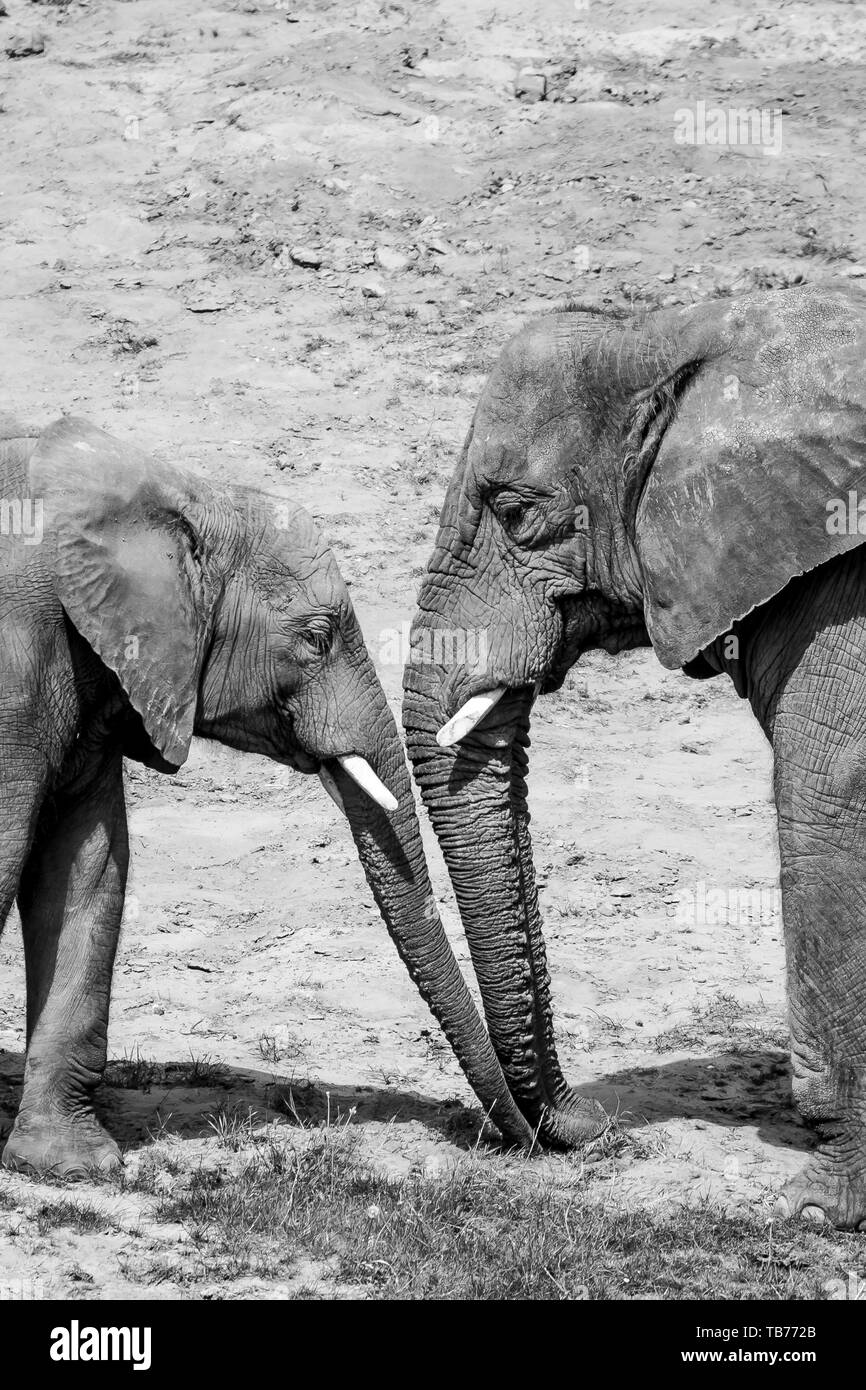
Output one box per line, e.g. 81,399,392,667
405,285,866,1228
0,416,531,1179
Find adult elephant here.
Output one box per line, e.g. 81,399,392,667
0,415,532,1178
404,283,866,1229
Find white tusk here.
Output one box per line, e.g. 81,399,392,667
318,765,345,814
336,754,399,812
436,687,507,747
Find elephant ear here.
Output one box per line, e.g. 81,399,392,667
31,417,214,768
631,287,866,669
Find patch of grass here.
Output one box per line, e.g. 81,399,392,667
104,1047,160,1090
184,1054,227,1088
148,1125,861,1298
258,1034,282,1066
122,1152,187,1197
205,1106,262,1152
298,334,331,358
796,227,856,262
654,991,788,1054
34,1200,117,1236
105,1050,227,1091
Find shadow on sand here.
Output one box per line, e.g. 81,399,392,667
0,1044,812,1162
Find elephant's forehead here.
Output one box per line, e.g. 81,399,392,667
470,415,582,491
486,328,570,411
253,552,348,618
248,503,348,609
473,381,586,488
476,391,565,465
270,534,344,594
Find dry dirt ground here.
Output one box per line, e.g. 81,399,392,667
1,0,866,1298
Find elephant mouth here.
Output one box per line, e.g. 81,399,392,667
285,748,321,774
280,747,399,814
283,751,399,815
283,716,400,813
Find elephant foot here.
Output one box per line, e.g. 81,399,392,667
775,1157,866,1232
2,1112,122,1182
539,1093,611,1149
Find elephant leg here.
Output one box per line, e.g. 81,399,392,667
2,752,128,1179
758,594,866,1230
0,754,44,935
775,822,866,1229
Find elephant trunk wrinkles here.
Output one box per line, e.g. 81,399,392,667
333,692,533,1149
404,667,608,1148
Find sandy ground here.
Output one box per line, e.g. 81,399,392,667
1,0,866,1297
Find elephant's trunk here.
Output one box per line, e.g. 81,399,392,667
403,665,608,1148
328,691,534,1150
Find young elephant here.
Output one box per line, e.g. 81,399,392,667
404,283,866,1229
0,415,532,1178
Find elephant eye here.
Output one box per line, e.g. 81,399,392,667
299,617,335,659
492,492,525,528
491,490,531,537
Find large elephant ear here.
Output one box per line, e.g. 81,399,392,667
632,286,866,669
31,417,214,768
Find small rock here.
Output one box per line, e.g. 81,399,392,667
184,287,234,313
375,245,410,273
843,264,866,279
5,31,45,58
514,68,546,103
289,245,323,269
360,277,386,299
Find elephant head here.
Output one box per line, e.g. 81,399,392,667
403,282,866,1146
30,416,533,1148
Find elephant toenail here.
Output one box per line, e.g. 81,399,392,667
800,1204,827,1225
